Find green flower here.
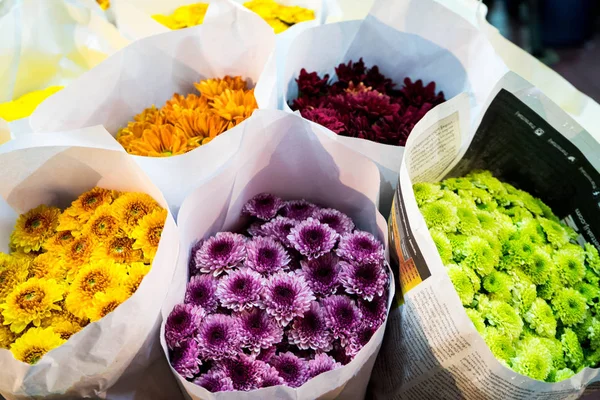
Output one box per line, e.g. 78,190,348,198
463,265,481,293
509,269,537,314
420,200,459,233
447,264,475,306
584,267,600,286
439,190,465,208
584,243,600,275
476,210,498,232
537,267,561,301
550,368,575,382
506,207,534,224
551,288,588,326
413,182,443,206
475,293,493,316
467,170,507,195
573,311,593,343
585,347,600,368
588,318,600,350
483,327,515,363
459,187,497,212
483,271,512,302
538,337,566,370
522,249,552,285
486,300,523,340
518,219,546,245
430,229,454,265
561,328,584,371
442,177,474,191
456,206,481,235
574,281,600,306
512,189,543,216
480,231,503,258
539,218,571,248
505,236,535,267
511,337,553,381
465,308,485,334
524,298,557,338
459,237,498,277
536,199,559,222
554,248,585,286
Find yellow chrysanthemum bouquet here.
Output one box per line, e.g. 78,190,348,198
0,188,167,364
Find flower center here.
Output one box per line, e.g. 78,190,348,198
212,241,233,257
302,311,321,333
23,347,46,364
338,305,354,325
173,312,189,327
258,248,276,264
356,264,376,282
209,326,225,344
356,238,374,251
280,362,298,377
82,271,109,296
16,289,44,311
303,228,324,245
234,278,248,292
101,301,119,318
25,216,45,232
148,226,163,246
274,285,294,304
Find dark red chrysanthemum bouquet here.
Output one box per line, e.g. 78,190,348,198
165,193,389,392
290,58,446,146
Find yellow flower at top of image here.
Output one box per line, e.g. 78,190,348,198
88,286,130,322
64,187,119,224
243,0,315,33
92,236,143,265
82,204,122,242
0,86,63,122
123,262,151,296
10,326,65,365
111,192,160,233
10,205,61,253
0,253,30,302
132,208,167,261
1,278,65,334
97,0,110,10
152,3,209,30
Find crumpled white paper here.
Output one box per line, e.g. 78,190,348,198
29,0,278,216
0,126,180,399
281,0,508,217
160,109,395,400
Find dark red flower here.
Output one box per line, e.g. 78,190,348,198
296,68,330,97
301,108,346,134
346,91,400,120
400,78,445,108
364,65,395,93
334,59,367,87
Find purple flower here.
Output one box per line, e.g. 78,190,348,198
322,295,361,344
193,369,234,393
270,351,309,388
301,108,346,135
238,308,284,354
296,68,330,96
245,236,291,275
197,314,240,360
347,324,377,358
288,302,333,351
242,193,285,221
400,78,445,108
280,200,318,221
339,261,387,301
263,271,315,326
216,268,264,312
188,239,204,275
247,221,266,237
307,353,342,379
337,231,384,265
165,304,204,349
170,339,201,379
300,253,341,296
261,216,297,247
195,232,247,276
257,346,277,363
330,340,352,365
288,218,338,260
313,208,355,235
255,360,285,388
216,355,261,391
185,274,219,313
357,295,388,328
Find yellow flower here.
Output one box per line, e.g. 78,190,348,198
56,213,83,233
29,253,67,280
0,86,63,122
92,236,143,264
111,192,160,234
194,76,248,100
0,254,30,302
1,278,65,333
44,230,76,253
117,121,156,154
64,187,119,224
132,209,167,261
163,93,209,116
10,205,61,253
127,125,190,157
0,314,16,349
82,204,122,242
152,3,209,29
97,0,110,10
88,286,130,322
124,262,151,296
174,109,228,143
10,327,65,364
65,260,125,320
243,0,314,33
41,310,84,340
210,89,258,123
60,235,95,277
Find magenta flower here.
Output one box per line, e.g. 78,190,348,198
216,355,262,391
165,303,204,349
280,200,318,221
246,236,291,275
337,230,384,265
185,274,219,313
339,261,387,301
334,59,367,88
261,216,297,247
247,221,266,237
307,353,342,379
197,314,241,360
263,271,315,326
188,239,204,275
193,369,234,393
322,295,361,343
195,232,247,276
357,295,388,328
296,68,330,96
288,218,338,260
242,193,285,221
300,253,341,296
238,308,284,354
170,338,201,379
347,324,377,358
216,268,264,312
288,302,333,351
301,108,346,135
330,340,352,365
270,352,309,388
257,346,277,363
313,208,355,235
255,360,285,388
400,77,445,108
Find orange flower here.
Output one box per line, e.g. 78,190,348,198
128,125,189,157
211,89,258,123
175,109,228,141
163,94,208,121
195,76,247,100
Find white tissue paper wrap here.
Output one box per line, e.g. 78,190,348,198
0,126,180,399
281,0,508,216
159,110,395,400
29,0,278,216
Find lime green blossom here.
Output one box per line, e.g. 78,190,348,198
537,267,561,301
429,229,454,265
585,347,600,368
467,170,507,195
459,236,498,277
465,308,485,334
550,368,575,382
442,177,474,191
551,288,588,326
524,298,557,338
555,249,586,287
509,269,537,314
573,282,600,306
572,311,593,343
421,200,459,233
584,243,600,275
539,218,571,248
486,300,523,340
518,219,546,245
536,199,559,222
588,318,600,350
584,267,600,286
413,182,443,206
522,249,552,285
483,271,512,302
561,328,584,371
511,337,553,381
475,294,493,316
484,327,515,363
456,206,481,235
538,337,566,370
463,266,481,293
447,264,475,306
513,189,543,216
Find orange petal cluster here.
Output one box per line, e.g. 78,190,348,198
116,76,257,157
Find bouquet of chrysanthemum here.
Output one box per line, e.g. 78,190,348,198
414,170,600,382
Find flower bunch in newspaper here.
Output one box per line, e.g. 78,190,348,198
0,188,166,364
290,59,446,146
116,76,257,157
165,193,389,391
415,170,600,382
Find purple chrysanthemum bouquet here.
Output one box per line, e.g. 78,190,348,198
290,59,446,146
165,193,390,392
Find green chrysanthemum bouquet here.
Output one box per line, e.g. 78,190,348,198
414,170,600,382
